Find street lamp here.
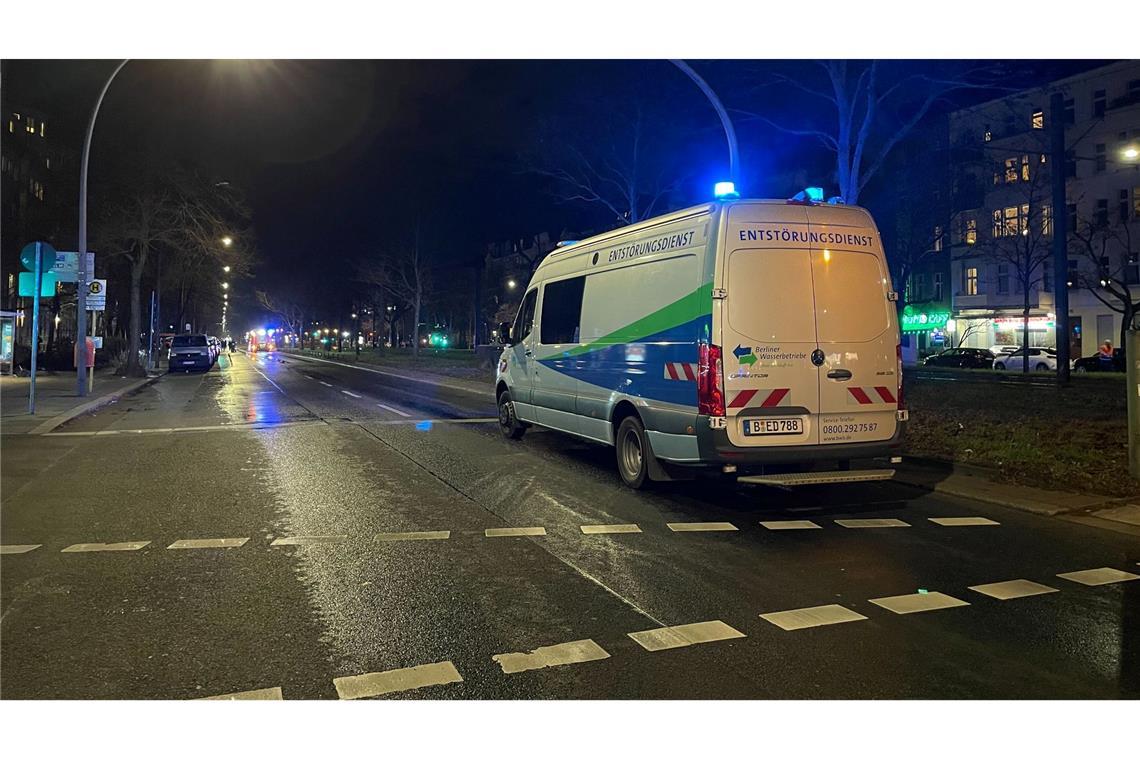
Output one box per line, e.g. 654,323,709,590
223,265,231,273
222,282,229,290
507,279,517,290
221,236,233,247
670,59,740,194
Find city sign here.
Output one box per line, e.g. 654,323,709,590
900,308,951,333
17,271,58,298
993,317,1054,330
86,279,107,311
50,252,95,283
20,241,57,272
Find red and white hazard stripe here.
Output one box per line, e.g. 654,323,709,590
663,362,697,381
847,386,898,405
727,388,791,409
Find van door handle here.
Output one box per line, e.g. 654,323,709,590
525,349,534,357
826,369,853,380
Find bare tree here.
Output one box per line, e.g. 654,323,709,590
256,290,307,343
737,61,1007,205
1071,215,1140,351
359,225,432,357
953,318,989,349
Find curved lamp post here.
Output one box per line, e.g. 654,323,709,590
670,59,740,194
76,59,129,396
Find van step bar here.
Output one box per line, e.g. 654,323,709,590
738,469,896,487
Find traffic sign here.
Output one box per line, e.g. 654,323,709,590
87,279,108,311
50,252,95,283
20,242,57,271
18,271,58,297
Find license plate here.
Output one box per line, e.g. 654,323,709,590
743,417,802,436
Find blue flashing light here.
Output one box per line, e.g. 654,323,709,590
805,186,824,202
713,181,738,199
415,420,433,431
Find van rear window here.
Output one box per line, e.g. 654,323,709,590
727,249,817,343
812,250,891,343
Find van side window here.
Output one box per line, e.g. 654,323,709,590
514,288,537,340
540,276,586,345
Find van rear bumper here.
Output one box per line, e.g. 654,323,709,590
690,416,906,465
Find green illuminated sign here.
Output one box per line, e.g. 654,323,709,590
900,308,950,333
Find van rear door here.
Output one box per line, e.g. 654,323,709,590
808,216,898,446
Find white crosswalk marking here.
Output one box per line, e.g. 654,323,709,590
869,591,970,614
580,524,641,534
61,541,150,553
485,527,546,537
835,518,910,529
198,686,283,700
270,535,348,546
319,381,333,387
628,620,746,652
666,522,738,532
333,661,463,699
0,544,42,554
968,579,1059,600
493,639,611,674
929,517,1000,527
760,520,822,530
376,403,411,417
167,538,249,550
760,604,868,631
375,531,450,541
1056,567,1140,586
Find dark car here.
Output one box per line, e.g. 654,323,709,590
922,347,996,369
1073,347,1124,373
168,334,213,372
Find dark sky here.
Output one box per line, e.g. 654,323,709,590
2,59,1112,310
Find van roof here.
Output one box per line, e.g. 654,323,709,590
547,199,872,259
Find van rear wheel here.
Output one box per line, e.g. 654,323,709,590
497,389,526,440
616,416,650,490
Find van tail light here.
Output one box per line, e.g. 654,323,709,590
896,343,905,409
698,343,726,417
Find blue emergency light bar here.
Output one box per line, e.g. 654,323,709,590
713,181,739,199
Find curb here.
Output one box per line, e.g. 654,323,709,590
28,375,160,435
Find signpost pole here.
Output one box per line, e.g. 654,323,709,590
28,243,42,415
146,289,156,372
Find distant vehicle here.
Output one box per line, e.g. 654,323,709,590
993,347,1057,371
1073,347,1124,373
989,344,1020,355
168,334,213,372
923,347,995,369
248,332,276,353
495,193,906,490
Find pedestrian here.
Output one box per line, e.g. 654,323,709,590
1099,340,1114,368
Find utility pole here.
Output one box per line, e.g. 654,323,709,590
1050,92,1071,384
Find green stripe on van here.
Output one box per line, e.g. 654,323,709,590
562,281,713,358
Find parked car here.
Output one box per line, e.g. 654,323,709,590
923,347,996,369
988,344,1020,356
1073,347,1125,373
993,347,1057,371
168,334,213,372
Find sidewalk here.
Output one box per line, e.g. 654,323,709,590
0,368,159,435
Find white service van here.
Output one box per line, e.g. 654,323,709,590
494,197,907,489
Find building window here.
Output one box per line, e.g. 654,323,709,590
914,274,927,301
1096,199,1109,227
1004,157,1020,184
997,263,1010,295
1021,154,1030,181
1121,189,1131,223
1043,204,1053,237
1068,203,1078,232
965,217,977,245
1126,255,1140,286
1093,89,1106,118
1095,143,1106,173
965,267,979,296
984,126,992,142
1032,110,1044,129
995,204,1030,237
39,121,45,138
1063,98,1075,124
933,272,944,301
1065,150,1077,178
1134,187,1140,219
933,226,943,252
1042,259,1053,293
6,120,11,133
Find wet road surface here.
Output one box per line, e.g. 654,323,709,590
2,351,1138,699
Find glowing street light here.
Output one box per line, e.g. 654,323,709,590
223,265,231,273
221,236,233,247
507,279,517,290
222,282,229,290
1122,146,1139,160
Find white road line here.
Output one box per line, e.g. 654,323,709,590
627,620,746,652
835,518,910,529
333,661,463,699
968,579,1060,600
760,604,868,631
869,591,970,615
341,390,363,399
492,639,611,674
580,524,642,535
304,375,316,380
1056,567,1140,586
198,686,283,700
167,538,250,550
44,420,326,437
485,527,546,537
319,381,333,387
375,531,450,542
376,403,411,417
666,522,738,532
760,520,822,530
61,541,150,553
270,535,349,546
929,517,1001,527
0,544,42,554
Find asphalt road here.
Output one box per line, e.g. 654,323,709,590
2,350,1138,699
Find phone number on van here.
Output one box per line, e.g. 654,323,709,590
821,422,879,435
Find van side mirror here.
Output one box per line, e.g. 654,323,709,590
499,322,513,345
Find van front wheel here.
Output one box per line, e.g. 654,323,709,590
497,390,526,440
616,416,650,490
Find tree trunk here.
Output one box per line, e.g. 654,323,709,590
1022,296,1031,374
1121,304,1135,355
412,291,421,357
126,257,145,376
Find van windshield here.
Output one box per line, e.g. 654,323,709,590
812,250,891,343
172,335,208,347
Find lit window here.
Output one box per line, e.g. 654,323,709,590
992,209,1003,237
39,121,45,137
1032,110,1044,129
1021,154,1030,182
965,267,979,296
1004,157,1019,184
984,126,992,142
1043,204,1053,236
965,217,977,245
933,226,943,252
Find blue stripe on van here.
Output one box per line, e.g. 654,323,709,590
537,314,711,408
